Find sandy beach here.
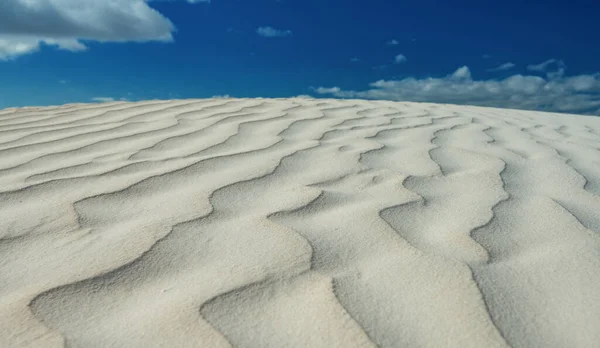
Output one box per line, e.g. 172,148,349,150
0,98,599,347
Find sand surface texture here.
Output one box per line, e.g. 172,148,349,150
0,98,599,348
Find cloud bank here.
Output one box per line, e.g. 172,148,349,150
0,0,206,59
314,64,600,115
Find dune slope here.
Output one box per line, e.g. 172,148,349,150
0,98,599,348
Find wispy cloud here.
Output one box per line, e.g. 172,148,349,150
350,57,360,62
0,0,207,60
527,59,567,80
527,59,564,72
312,87,341,94
487,62,516,72
91,97,116,103
387,39,399,46
256,26,293,38
313,65,600,115
394,54,407,64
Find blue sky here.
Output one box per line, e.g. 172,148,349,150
1,0,599,115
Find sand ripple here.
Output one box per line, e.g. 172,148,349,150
0,99,599,347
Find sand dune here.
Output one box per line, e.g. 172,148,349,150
1,98,599,347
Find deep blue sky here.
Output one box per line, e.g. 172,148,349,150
1,0,599,114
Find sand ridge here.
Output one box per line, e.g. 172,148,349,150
0,98,599,347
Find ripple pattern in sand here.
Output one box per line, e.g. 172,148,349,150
0,99,599,347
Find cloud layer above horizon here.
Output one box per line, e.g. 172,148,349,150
1,1,599,117
0,0,206,59
315,64,600,115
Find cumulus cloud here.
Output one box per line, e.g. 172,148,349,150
0,0,207,60
256,26,293,38
387,39,399,46
487,62,516,72
450,66,471,80
314,65,600,115
394,54,407,64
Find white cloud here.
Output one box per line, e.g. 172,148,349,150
0,36,91,60
350,57,360,62
450,66,471,80
0,0,207,60
0,38,40,58
565,75,598,92
387,39,399,46
312,87,341,94
487,62,516,72
527,58,565,72
256,26,293,38
92,97,115,102
526,59,567,81
394,54,407,64
314,65,600,115
44,38,88,51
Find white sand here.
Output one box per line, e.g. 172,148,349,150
0,98,599,348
